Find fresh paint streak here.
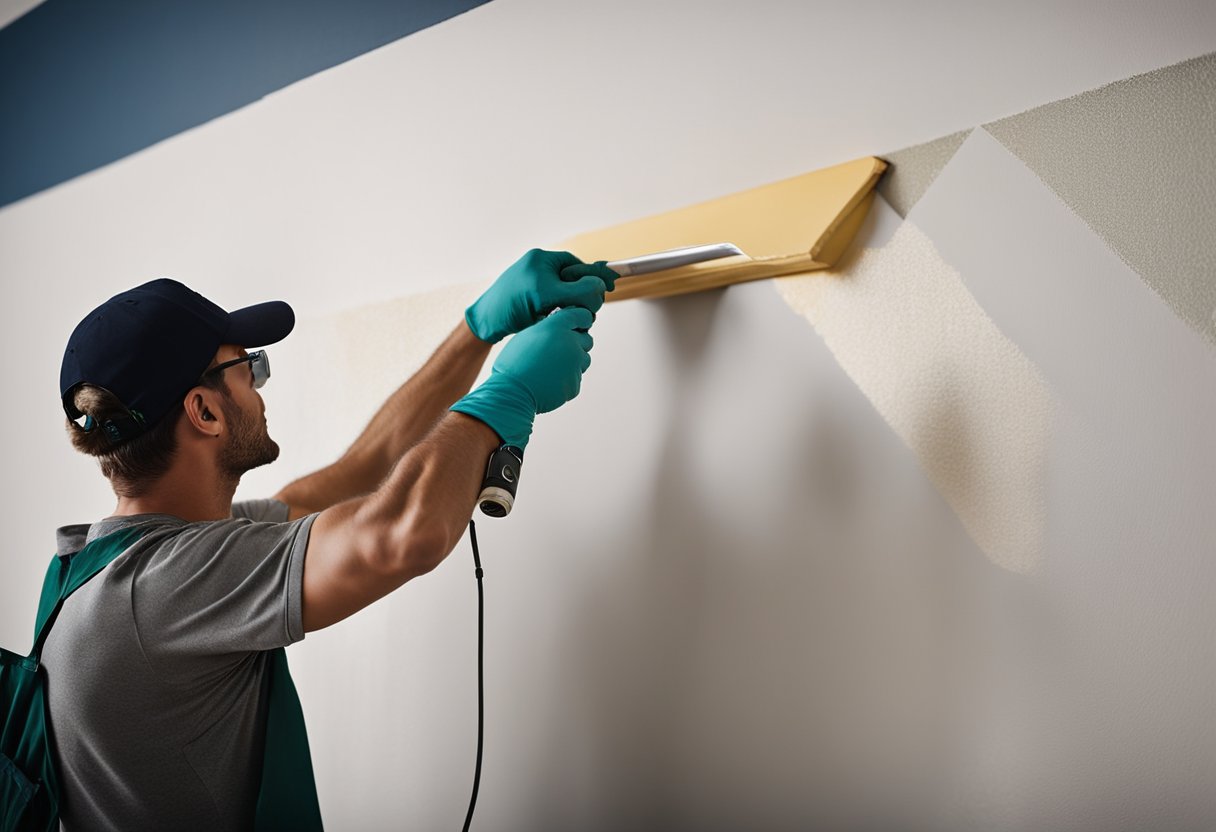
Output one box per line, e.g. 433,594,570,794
908,126,1216,825
776,200,1053,574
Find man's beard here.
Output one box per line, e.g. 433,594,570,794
218,400,279,481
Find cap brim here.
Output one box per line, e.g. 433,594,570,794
225,301,295,348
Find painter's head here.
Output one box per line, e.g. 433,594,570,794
60,279,293,497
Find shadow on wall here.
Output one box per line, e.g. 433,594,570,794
528,283,1035,831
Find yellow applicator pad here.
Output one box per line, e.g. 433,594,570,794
562,156,887,301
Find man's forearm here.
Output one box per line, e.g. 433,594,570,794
277,320,491,512
301,411,500,631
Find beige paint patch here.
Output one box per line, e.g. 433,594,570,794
776,221,1054,574
311,281,485,422
877,130,972,218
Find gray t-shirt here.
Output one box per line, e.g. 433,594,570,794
40,499,317,831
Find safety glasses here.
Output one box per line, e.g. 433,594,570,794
203,349,271,389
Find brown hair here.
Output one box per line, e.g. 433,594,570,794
66,375,229,498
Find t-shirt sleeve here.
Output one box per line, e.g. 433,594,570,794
131,514,317,677
231,498,291,523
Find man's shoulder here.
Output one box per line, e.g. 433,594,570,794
231,498,291,524
92,508,298,572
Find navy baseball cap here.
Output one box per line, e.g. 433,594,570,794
61,278,295,441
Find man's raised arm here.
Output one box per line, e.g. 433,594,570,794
273,249,616,519
291,252,617,632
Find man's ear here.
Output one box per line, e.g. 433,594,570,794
183,387,225,437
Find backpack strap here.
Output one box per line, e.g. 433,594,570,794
255,647,324,830
29,526,148,665
22,523,325,829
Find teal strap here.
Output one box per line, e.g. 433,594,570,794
255,647,323,831
31,527,148,662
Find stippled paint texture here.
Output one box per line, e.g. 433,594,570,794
776,199,1054,574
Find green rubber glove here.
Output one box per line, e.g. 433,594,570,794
465,249,618,344
451,306,596,448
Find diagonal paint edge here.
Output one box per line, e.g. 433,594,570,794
983,51,1216,349
0,0,46,30
877,130,972,218
775,206,1054,575
0,0,494,210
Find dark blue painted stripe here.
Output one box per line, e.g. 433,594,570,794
0,0,491,209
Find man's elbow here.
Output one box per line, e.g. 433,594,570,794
369,514,457,581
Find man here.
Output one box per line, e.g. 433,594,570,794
40,249,617,830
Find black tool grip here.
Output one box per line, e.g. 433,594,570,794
478,445,524,517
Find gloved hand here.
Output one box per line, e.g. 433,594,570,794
465,248,618,344
451,306,596,448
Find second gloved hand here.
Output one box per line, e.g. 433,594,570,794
450,306,596,448
465,249,618,344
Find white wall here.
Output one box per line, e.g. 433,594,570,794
2,2,1215,829
0,0,43,29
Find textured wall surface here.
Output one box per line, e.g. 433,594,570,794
778,205,1053,575
876,130,971,217
879,52,1216,347
2,2,1215,830
986,51,1216,347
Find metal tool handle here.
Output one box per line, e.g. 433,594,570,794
607,243,744,277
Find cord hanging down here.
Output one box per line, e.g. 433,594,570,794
462,520,485,832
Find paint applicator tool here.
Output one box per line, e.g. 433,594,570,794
476,243,745,518
477,154,890,517
563,156,888,302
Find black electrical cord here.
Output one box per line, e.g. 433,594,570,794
461,520,485,832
